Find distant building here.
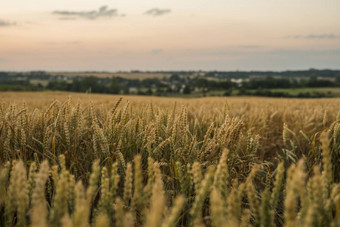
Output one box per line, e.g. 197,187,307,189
129,87,138,93
231,78,246,87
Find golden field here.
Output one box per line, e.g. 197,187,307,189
0,91,339,227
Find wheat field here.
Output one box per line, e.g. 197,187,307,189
0,91,339,227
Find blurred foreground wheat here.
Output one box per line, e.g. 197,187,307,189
0,94,339,226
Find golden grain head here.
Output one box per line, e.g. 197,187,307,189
0,94,339,226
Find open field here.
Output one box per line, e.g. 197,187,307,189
262,87,340,97
241,87,340,98
0,91,339,226
269,87,340,96
163,88,340,98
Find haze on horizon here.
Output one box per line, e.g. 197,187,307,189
0,0,340,71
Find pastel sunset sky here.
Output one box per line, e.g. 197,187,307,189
1,0,339,71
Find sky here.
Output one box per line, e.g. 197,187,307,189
0,0,340,71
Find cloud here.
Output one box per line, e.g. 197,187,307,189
166,48,340,71
52,6,122,20
238,45,262,49
151,49,163,54
58,17,77,21
144,8,171,16
306,34,339,39
44,41,81,45
0,19,16,26
177,48,340,64
289,34,340,39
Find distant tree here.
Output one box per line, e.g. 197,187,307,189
123,86,130,95
336,76,340,86
146,88,153,95
165,86,172,94
306,76,334,87
137,89,145,95
109,77,121,94
169,74,181,82
195,78,208,89
183,85,191,94
223,89,232,96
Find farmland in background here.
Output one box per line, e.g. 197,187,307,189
1,69,339,98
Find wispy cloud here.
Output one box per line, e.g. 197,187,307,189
52,6,122,20
288,34,340,39
151,49,163,54
238,45,262,49
144,8,171,16
167,48,340,71
44,41,81,45
58,17,77,21
0,19,16,26
178,48,340,60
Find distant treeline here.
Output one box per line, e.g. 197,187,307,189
204,69,340,79
236,89,334,98
0,69,339,97
241,76,338,89
45,74,340,97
